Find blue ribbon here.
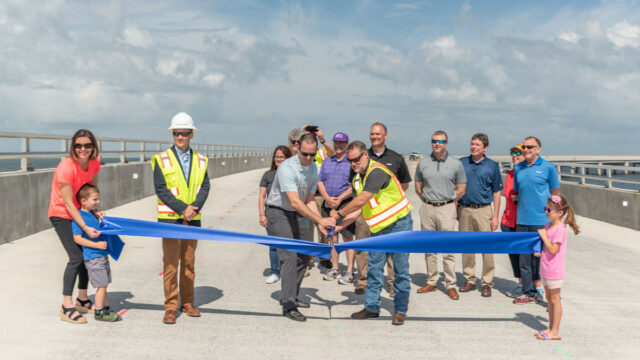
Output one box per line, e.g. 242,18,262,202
99,216,541,259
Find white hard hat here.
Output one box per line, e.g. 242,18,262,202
168,112,197,131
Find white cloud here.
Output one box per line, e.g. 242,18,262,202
120,25,154,48
558,32,580,44
419,35,468,62
428,82,495,103
461,1,471,16
607,21,640,48
202,73,225,88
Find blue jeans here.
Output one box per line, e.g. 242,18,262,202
266,229,280,275
269,247,280,275
365,214,413,314
516,224,544,297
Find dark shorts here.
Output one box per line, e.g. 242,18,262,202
85,256,111,288
321,198,356,238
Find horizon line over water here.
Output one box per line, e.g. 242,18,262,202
1,158,639,192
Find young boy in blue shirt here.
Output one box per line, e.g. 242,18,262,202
72,184,122,322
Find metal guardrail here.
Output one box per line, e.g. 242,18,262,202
0,132,271,172
498,160,640,191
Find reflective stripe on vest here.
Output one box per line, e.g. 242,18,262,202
152,148,208,220
353,160,412,233
160,150,172,169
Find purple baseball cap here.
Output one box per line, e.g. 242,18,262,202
333,132,349,142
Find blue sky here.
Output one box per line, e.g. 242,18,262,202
1,0,639,155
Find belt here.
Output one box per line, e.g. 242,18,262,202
267,205,296,213
422,199,454,207
459,203,491,209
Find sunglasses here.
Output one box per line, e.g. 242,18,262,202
347,152,365,163
173,131,192,137
523,145,538,149
544,206,563,213
74,143,94,150
431,139,447,144
300,151,316,158
511,151,522,156
289,139,299,145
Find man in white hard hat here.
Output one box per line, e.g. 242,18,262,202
151,112,211,324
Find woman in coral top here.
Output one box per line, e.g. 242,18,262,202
48,129,103,324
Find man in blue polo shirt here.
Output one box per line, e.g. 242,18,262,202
458,133,503,298
512,136,559,304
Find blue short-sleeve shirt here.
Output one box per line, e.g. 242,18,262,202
459,156,503,205
513,156,560,225
72,210,108,260
266,155,318,211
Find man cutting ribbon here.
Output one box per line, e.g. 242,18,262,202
330,140,414,326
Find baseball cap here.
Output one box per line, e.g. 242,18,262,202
510,144,523,153
333,132,349,142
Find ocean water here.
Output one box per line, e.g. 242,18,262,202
2,157,638,190
0,156,148,172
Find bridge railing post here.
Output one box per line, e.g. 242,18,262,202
20,137,33,172
120,141,126,163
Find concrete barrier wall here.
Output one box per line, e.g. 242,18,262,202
501,175,639,231
0,155,269,244
559,182,639,230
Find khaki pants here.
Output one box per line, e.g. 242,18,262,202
419,202,457,289
459,206,495,287
354,215,394,287
162,238,198,311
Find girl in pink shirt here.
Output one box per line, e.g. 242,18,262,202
535,194,580,340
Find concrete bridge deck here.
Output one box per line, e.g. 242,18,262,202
1,165,639,359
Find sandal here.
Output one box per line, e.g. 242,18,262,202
536,330,561,340
60,305,87,324
75,298,95,314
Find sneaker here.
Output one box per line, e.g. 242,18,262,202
536,287,545,303
506,285,523,298
265,274,280,284
338,272,354,285
323,269,340,281
512,295,536,305
95,306,122,322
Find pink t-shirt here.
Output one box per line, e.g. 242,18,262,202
48,157,101,219
540,223,567,280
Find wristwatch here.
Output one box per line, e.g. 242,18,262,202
320,139,326,144
336,210,345,224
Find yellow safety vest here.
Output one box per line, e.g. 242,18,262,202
151,148,208,220
352,160,412,233
315,145,328,169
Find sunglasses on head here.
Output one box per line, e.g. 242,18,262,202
511,151,522,156
173,131,192,137
347,152,365,163
523,145,538,149
544,206,562,213
74,143,94,150
431,139,447,144
300,151,316,158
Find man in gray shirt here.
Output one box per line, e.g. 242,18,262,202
266,133,335,322
414,130,466,300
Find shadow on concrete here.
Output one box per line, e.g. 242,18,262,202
270,287,396,318
104,286,224,316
